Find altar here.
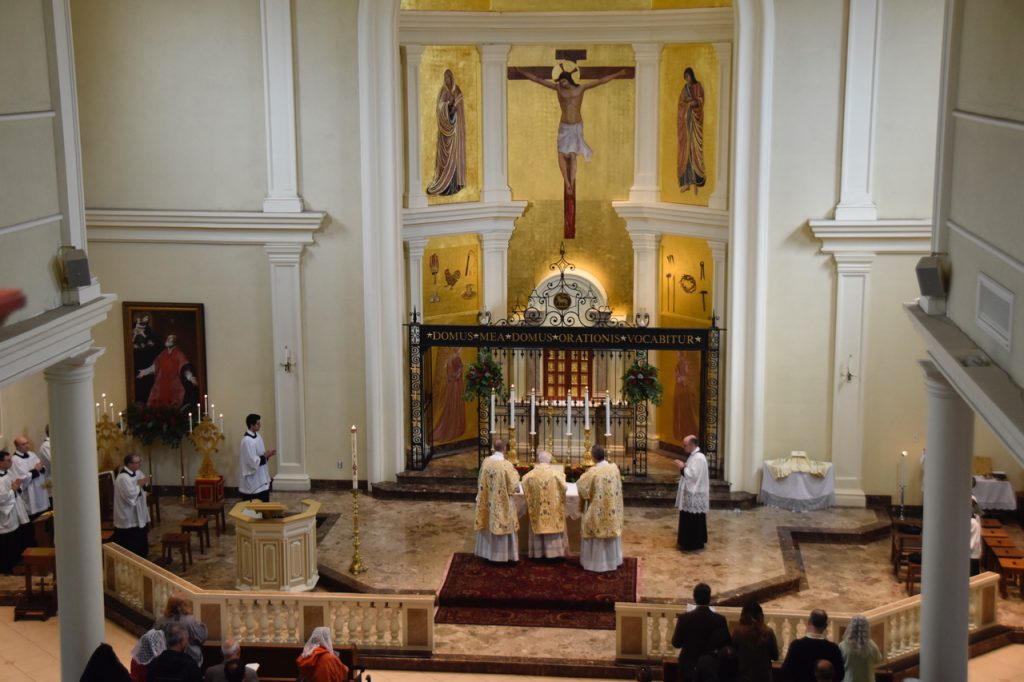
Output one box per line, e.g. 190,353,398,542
973,476,1017,511
513,482,582,554
229,499,320,592
759,453,835,512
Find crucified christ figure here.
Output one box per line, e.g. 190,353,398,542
513,66,627,198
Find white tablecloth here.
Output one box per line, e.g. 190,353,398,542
973,476,1017,511
759,467,835,512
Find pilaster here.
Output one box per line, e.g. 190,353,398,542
480,227,514,319
403,45,428,209
629,43,662,204
260,0,303,213
265,243,309,490
406,236,430,316
480,44,513,203
707,42,732,211
629,230,661,320
707,240,727,322
44,348,105,681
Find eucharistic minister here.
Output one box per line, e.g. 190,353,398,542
522,450,569,559
576,445,624,572
474,438,520,562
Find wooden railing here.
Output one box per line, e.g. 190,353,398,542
102,544,434,652
615,572,1001,661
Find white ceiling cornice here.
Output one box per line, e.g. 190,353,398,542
402,201,527,241
86,209,328,246
399,8,734,45
809,218,933,255
613,201,729,242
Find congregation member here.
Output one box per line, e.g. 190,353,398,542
473,438,520,563
155,594,209,667
38,424,52,507
147,623,202,682
576,445,624,572
296,626,349,682
522,450,569,559
670,435,709,551
130,629,167,682
838,615,882,682
204,638,259,682
814,660,836,681
780,609,845,682
239,413,276,502
671,582,731,682
11,435,49,519
0,449,29,573
730,600,778,682
113,453,151,558
80,642,132,682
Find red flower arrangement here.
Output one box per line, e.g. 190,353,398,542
463,350,506,401
621,359,663,406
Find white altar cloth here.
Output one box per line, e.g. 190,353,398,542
759,467,835,512
973,476,1017,511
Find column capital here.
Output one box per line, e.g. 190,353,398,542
631,43,662,60
405,235,431,257
919,358,958,398
479,43,511,61
711,41,732,59
832,251,874,274
480,226,515,249
707,239,727,259
628,230,661,252
264,242,305,263
43,347,104,384
403,44,426,61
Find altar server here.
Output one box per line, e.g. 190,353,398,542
0,450,30,573
239,413,276,502
522,450,569,559
673,434,709,551
576,445,624,572
11,436,49,518
474,438,520,562
113,453,151,558
37,425,52,507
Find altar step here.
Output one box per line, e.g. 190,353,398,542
371,471,757,509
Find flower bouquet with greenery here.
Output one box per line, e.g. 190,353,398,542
463,350,506,400
621,358,663,406
125,402,191,448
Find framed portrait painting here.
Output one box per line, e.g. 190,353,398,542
123,302,207,410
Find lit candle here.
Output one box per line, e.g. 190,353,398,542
605,393,612,436
584,387,590,430
510,385,516,424
110,403,115,422
490,388,496,433
210,403,215,420
102,393,107,412
285,345,291,364
95,402,100,421
351,425,358,490
219,413,224,431
530,389,536,434
899,450,908,487
566,390,572,436
197,403,202,420
189,412,193,432
204,394,209,417
119,411,124,432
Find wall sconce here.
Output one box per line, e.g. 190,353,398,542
477,309,492,325
280,345,295,373
634,310,650,328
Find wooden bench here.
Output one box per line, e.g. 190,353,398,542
997,557,1024,599
161,532,192,571
180,517,211,554
196,502,226,536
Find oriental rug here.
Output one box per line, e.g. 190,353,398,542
435,553,638,630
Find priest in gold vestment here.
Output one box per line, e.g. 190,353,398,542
474,438,521,563
575,445,624,572
522,450,569,559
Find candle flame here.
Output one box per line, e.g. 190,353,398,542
350,425,357,432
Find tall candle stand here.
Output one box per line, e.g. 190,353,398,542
583,426,594,467
349,489,367,574
189,415,225,479
529,429,537,462
95,413,126,472
545,408,555,457
508,422,518,465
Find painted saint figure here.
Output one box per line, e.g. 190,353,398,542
136,334,198,409
431,347,466,443
673,351,701,441
425,69,467,197
677,67,706,193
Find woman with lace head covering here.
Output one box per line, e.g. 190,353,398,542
838,614,883,682
296,626,349,682
129,629,166,682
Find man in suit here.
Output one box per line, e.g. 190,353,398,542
204,638,258,682
671,582,731,682
781,609,845,682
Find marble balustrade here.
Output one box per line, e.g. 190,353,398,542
102,544,433,652
615,572,1000,661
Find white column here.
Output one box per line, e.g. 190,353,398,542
919,361,973,682
481,44,513,203
629,43,662,204
265,243,309,490
44,348,105,681
481,227,514,318
260,0,303,213
707,42,732,211
629,230,661,319
828,253,872,506
406,236,430,316
834,0,879,221
707,240,727,323
403,45,428,209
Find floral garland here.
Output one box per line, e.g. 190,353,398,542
621,358,663,406
125,402,191,448
463,350,505,401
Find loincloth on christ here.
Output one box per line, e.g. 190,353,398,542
557,122,593,161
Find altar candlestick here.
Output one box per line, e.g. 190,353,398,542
95,402,100,421
898,450,907,488
204,394,209,417
119,411,124,432
210,404,215,421
197,403,202,420
584,388,590,429
102,393,107,412
189,412,193,432
219,413,224,430
510,385,516,423
351,425,358,489
566,390,572,436
109,403,115,422
605,394,612,436
490,389,496,433
530,389,536,434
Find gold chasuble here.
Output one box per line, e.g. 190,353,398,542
522,463,568,534
474,455,520,535
576,461,624,539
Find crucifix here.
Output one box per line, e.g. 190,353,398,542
509,50,634,239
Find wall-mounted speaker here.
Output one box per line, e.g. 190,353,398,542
916,256,946,298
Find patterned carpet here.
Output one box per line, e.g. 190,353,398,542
435,553,638,630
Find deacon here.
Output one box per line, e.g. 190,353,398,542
576,445,624,572
11,436,49,519
239,413,276,502
113,453,151,558
0,450,30,574
474,438,520,563
522,450,569,559
672,434,709,551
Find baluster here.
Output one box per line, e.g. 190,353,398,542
375,603,387,646
391,602,402,646
363,601,375,646
288,600,300,643
245,600,258,640
649,611,662,655
349,602,363,645
259,599,272,642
